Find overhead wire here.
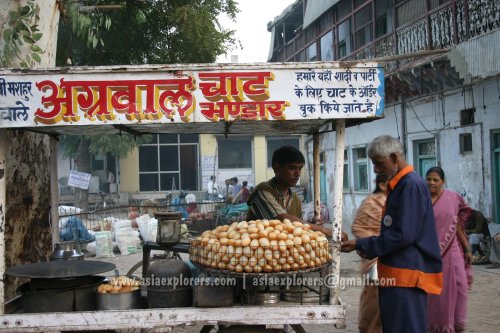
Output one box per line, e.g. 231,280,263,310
407,101,450,135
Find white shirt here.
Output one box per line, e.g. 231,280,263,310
107,172,115,183
207,181,218,194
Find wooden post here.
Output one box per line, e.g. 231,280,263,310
313,133,320,222
330,119,345,305
50,137,59,249
0,129,5,313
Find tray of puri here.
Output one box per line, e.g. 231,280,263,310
189,219,332,277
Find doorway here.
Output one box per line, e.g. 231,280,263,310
493,131,500,223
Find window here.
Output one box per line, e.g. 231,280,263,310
460,108,475,126
139,134,199,191
320,31,334,61
92,154,105,171
305,25,316,42
354,5,372,49
493,132,500,223
353,147,368,191
320,11,333,32
396,0,425,27
218,137,252,168
495,131,500,150
337,0,352,20
354,0,368,8
414,139,436,177
375,0,393,37
266,137,301,167
307,43,317,61
429,0,449,10
338,19,352,58
343,149,350,191
295,50,305,62
460,133,473,154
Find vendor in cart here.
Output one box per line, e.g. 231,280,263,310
246,145,339,238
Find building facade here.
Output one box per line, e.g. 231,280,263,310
267,0,500,227
57,133,307,203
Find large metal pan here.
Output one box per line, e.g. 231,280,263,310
5,260,115,279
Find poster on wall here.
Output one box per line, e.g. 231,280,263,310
67,170,91,189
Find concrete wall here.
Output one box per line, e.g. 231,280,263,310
310,77,500,236
120,147,139,193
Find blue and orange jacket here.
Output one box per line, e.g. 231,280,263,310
356,165,443,295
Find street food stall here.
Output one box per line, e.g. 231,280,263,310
0,61,384,332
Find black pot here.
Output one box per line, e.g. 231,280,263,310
146,259,192,308
49,241,84,261
18,275,104,313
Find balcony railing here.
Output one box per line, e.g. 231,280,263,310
271,0,500,69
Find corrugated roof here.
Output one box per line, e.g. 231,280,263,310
303,0,339,29
267,0,302,31
448,29,500,84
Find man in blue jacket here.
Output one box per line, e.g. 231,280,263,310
342,135,442,333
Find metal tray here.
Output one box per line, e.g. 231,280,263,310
191,261,331,278
6,260,116,278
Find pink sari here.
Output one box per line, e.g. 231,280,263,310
428,190,473,333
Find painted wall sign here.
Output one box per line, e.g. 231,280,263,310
0,63,384,129
67,170,91,189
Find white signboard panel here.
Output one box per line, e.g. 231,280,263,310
67,170,91,189
202,156,216,172
0,63,384,129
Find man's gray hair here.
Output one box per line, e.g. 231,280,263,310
367,135,405,159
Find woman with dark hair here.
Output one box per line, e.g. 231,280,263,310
352,174,388,333
233,180,250,204
426,166,473,333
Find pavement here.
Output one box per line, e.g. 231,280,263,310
93,249,500,333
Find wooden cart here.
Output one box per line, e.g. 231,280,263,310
0,61,384,332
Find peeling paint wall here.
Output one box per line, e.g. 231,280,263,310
311,77,500,231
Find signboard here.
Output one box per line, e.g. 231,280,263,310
202,156,216,172
0,63,384,129
67,170,91,189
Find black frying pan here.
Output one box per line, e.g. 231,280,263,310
6,260,115,279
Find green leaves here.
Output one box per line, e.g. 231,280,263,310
3,29,13,42
56,0,240,66
32,32,43,41
31,53,41,63
63,2,112,51
0,0,44,67
61,134,154,159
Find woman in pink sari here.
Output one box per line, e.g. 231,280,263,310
352,174,388,333
426,167,473,333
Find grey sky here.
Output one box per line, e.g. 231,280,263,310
217,0,296,63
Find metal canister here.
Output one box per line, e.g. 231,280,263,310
49,241,84,261
146,259,192,308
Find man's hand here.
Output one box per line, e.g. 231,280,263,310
464,251,472,265
312,216,324,225
341,239,356,253
494,234,500,242
341,231,348,242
